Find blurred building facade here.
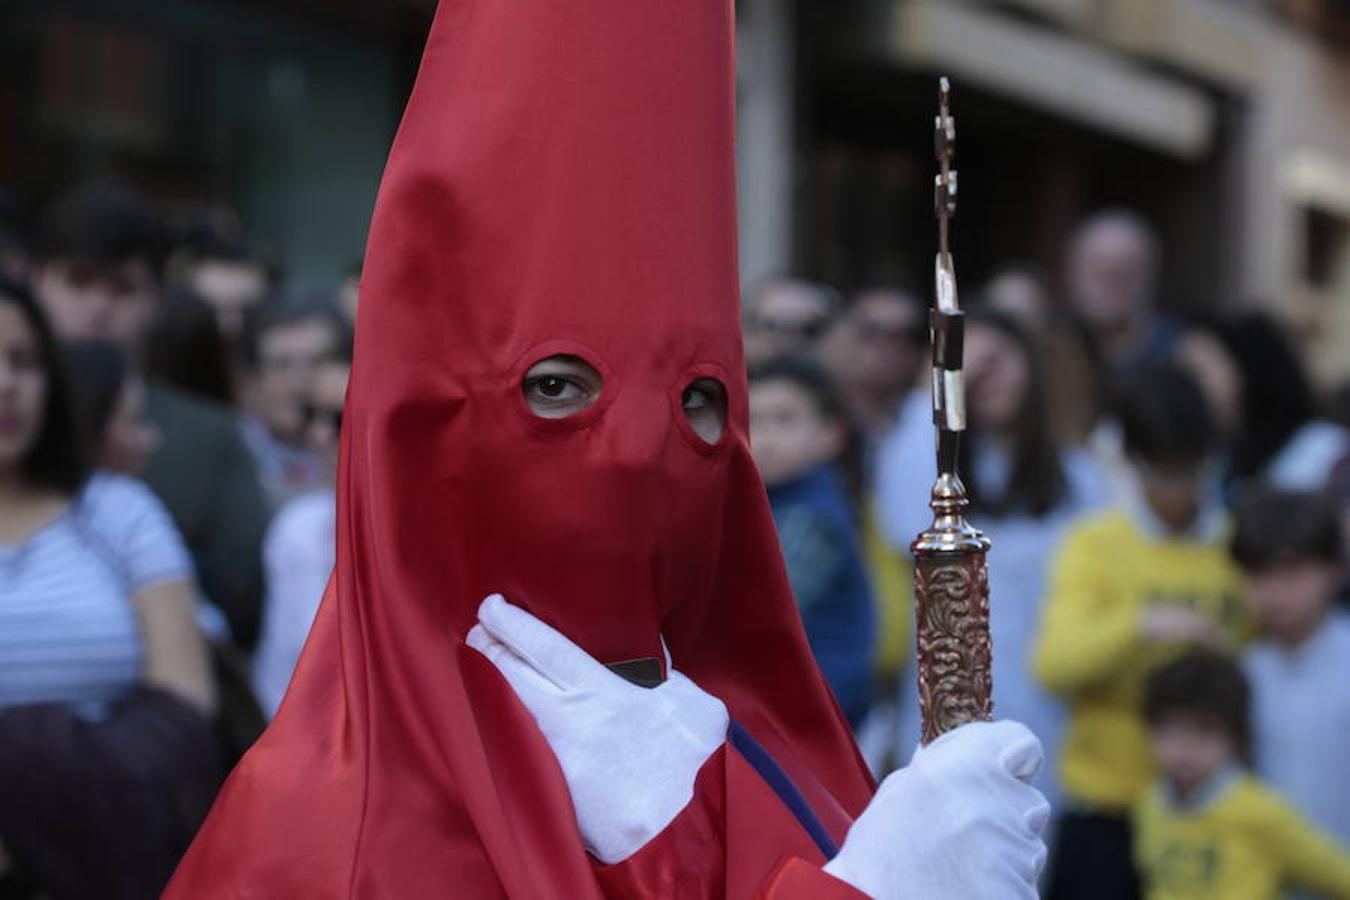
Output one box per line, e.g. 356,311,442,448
5,0,1350,380
0,0,433,285
738,0,1350,384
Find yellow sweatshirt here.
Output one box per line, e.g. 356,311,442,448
864,500,912,679
1134,774,1350,900
1032,510,1248,811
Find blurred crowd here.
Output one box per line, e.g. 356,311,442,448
0,182,353,899
745,209,1350,899
0,180,1347,899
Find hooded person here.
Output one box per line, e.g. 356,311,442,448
165,1,1047,897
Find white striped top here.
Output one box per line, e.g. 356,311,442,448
0,472,192,714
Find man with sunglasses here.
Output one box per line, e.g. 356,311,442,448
819,286,928,449
251,342,350,718
742,277,842,368
238,303,344,511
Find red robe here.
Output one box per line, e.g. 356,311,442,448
166,1,875,895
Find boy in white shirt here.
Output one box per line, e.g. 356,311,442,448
1233,488,1350,849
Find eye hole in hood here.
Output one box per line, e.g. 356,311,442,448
682,377,726,444
521,354,603,418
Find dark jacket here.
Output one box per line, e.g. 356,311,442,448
767,464,877,726
144,381,269,648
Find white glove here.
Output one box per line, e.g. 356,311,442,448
823,720,1050,900
466,594,729,864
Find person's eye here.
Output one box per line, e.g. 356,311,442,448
681,378,727,444
521,355,603,419
682,386,712,411
525,375,586,404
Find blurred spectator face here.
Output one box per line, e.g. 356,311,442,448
1244,557,1337,646
1134,456,1210,533
254,318,338,442
0,301,48,471
749,377,843,487
304,360,350,460
832,289,924,395
1067,213,1158,339
1175,332,1243,437
984,270,1051,333
35,258,157,346
190,259,268,343
1149,712,1234,797
743,280,837,366
102,375,160,476
965,321,1029,434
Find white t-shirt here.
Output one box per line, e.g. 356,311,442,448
0,472,192,714
252,488,336,718
1244,612,1350,849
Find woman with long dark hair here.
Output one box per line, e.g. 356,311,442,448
877,308,1108,802
0,278,219,899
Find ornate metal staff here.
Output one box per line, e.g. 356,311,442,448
912,77,993,745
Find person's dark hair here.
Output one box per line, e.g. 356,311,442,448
1212,312,1318,479
145,285,235,405
0,190,29,273
1118,361,1217,464
959,309,1067,517
1144,650,1250,756
177,224,255,271
0,277,88,492
239,299,344,370
35,181,167,277
749,353,864,509
171,207,283,289
61,340,129,461
1231,486,1341,571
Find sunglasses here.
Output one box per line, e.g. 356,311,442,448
300,403,343,435
854,318,925,345
751,315,830,341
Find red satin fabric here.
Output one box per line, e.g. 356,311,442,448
166,1,874,896
593,747,867,900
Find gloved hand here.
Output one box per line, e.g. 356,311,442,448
823,720,1050,900
466,594,729,864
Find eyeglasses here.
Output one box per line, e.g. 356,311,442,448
853,318,924,345
750,315,830,341
260,355,323,378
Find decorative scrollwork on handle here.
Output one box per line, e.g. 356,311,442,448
915,554,993,745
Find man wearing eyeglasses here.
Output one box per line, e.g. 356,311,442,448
251,341,350,719
742,277,842,368
238,304,344,511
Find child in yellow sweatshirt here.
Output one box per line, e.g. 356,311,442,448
1134,651,1350,899
1035,364,1249,900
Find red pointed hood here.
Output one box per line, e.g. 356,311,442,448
168,2,873,895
